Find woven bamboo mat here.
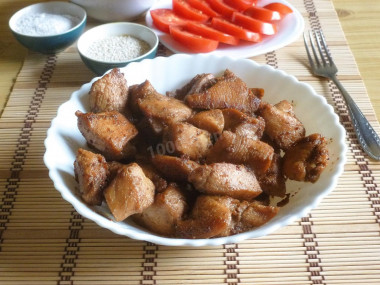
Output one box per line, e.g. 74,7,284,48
1,0,380,284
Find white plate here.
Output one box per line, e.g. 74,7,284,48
145,0,304,58
44,54,347,246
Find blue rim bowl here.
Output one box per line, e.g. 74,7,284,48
77,22,159,75
9,1,87,54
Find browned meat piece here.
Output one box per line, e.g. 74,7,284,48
282,133,329,183
250,87,265,99
107,161,125,181
206,131,274,175
130,80,193,135
152,155,200,181
74,148,108,206
108,159,168,193
222,108,265,140
104,163,155,222
162,122,212,161
137,160,168,193
89,68,128,113
240,201,279,228
188,163,262,200
188,109,224,135
176,195,232,239
257,153,286,197
76,110,138,161
176,195,279,238
185,69,261,114
208,196,277,236
258,100,305,150
133,183,188,236
167,73,216,99
128,82,147,118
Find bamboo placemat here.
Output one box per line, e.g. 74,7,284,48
1,0,380,284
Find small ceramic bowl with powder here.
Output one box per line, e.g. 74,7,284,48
77,22,159,75
9,1,87,54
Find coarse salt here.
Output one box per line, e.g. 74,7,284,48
85,35,151,62
15,13,80,36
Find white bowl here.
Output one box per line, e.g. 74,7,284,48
71,0,155,22
44,54,347,246
77,22,159,75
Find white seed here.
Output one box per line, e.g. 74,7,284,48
85,35,151,62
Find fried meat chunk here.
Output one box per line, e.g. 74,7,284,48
206,131,274,175
222,108,265,140
74,148,108,206
176,195,279,239
104,163,155,222
259,100,305,150
257,153,286,197
137,161,168,193
185,70,261,114
167,73,216,100
188,163,262,200
130,80,193,134
162,122,212,161
176,195,232,239
188,109,224,135
109,160,168,193
133,184,188,236
240,201,279,228
89,68,128,113
76,111,138,160
282,133,329,183
152,155,200,182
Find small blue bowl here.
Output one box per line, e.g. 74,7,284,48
77,22,159,75
9,1,86,54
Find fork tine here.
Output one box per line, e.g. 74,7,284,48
318,30,334,66
314,30,327,66
303,33,315,70
308,31,320,67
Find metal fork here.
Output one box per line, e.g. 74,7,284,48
304,30,380,161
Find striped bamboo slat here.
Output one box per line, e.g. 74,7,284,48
1,0,380,284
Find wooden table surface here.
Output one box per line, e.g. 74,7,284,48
1,0,379,121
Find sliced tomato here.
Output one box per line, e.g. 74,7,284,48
187,0,220,17
205,0,237,18
150,9,189,33
169,25,219,53
211,17,261,42
244,6,281,21
231,12,276,35
223,0,257,11
263,3,293,15
185,21,240,45
172,0,210,22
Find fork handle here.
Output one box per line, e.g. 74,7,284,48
331,75,380,160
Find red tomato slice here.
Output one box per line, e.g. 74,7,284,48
169,25,219,53
172,0,210,22
150,9,189,33
263,3,293,15
244,6,281,21
223,0,257,11
211,17,261,42
231,12,276,35
205,0,237,18
187,0,220,17
185,21,240,45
